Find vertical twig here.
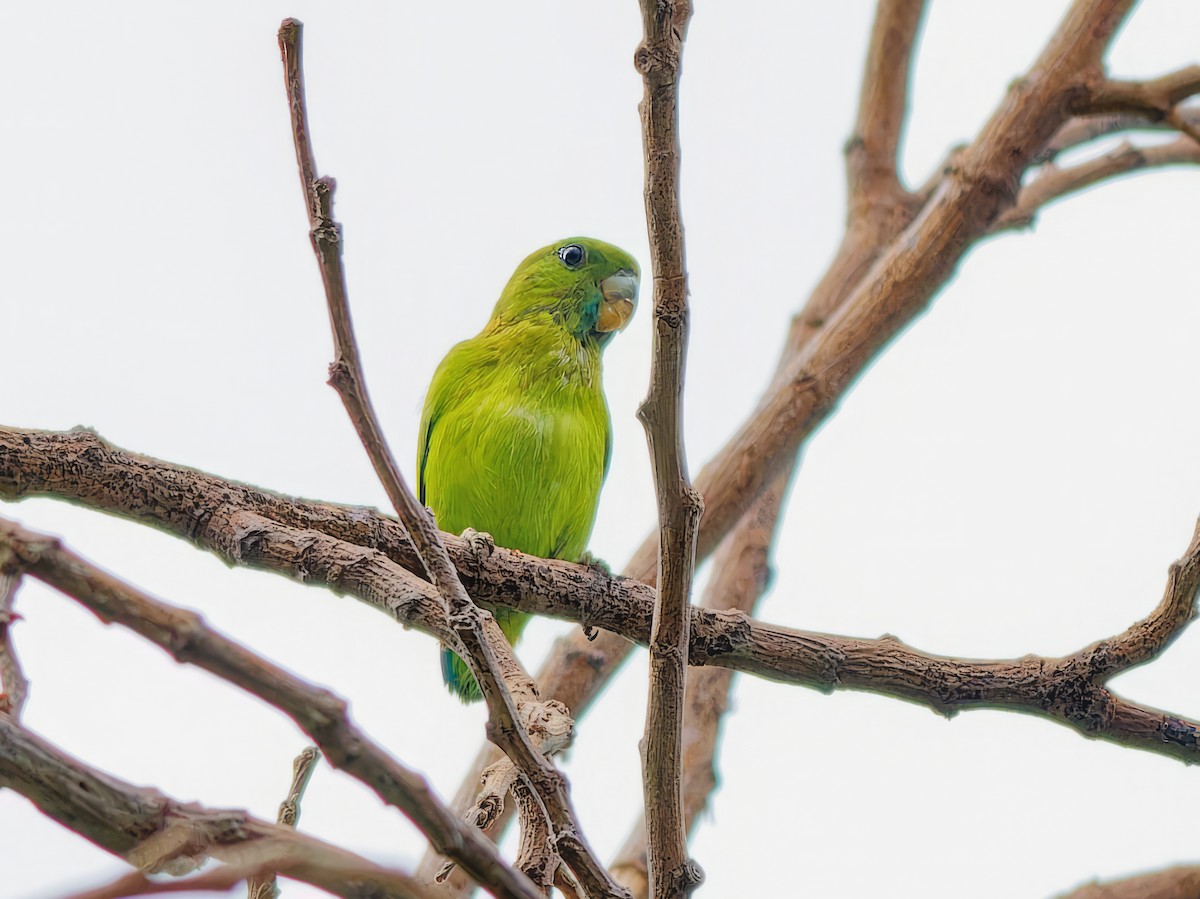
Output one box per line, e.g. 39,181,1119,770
634,2,704,897
277,20,625,897
845,0,927,213
248,746,321,899
0,572,28,718
611,476,786,896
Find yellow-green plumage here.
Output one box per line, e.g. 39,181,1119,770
418,237,639,701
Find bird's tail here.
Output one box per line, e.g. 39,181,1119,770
442,608,530,703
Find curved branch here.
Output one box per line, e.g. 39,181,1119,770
0,515,542,899
0,717,436,899
1088,64,1200,129
991,136,1200,232
1035,103,1200,164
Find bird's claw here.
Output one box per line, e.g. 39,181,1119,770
461,528,496,561
577,550,611,576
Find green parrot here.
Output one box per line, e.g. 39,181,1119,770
418,237,640,702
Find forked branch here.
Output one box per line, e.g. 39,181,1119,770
0,717,437,899
0,515,541,899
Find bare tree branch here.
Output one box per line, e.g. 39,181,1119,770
0,570,28,718
1088,64,1200,141
0,717,437,899
0,515,541,899
612,478,785,896
1035,103,1200,164
2,430,1197,765
992,136,1200,232
248,745,321,899
846,0,927,213
1057,865,1200,899
276,20,624,897
510,776,558,896
634,0,704,895
1095,65,1200,110
600,22,936,873
71,856,437,899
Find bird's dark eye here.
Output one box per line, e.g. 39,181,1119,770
557,244,586,269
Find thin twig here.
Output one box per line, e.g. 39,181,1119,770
612,477,786,896
276,20,625,897
634,0,704,896
846,0,928,212
609,9,932,864
0,515,542,899
1034,104,1200,164
0,571,29,718
248,745,321,899
991,136,1200,232
278,745,320,828
70,857,436,899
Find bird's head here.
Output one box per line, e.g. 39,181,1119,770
490,237,640,347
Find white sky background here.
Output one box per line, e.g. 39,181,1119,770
3,1,1199,897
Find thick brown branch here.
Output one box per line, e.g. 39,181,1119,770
846,0,927,213
3,429,1198,765
277,21,620,896
634,0,703,895
0,515,542,899
0,717,436,899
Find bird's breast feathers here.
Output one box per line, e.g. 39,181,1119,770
421,332,610,560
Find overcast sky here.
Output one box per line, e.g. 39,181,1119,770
3,2,1199,897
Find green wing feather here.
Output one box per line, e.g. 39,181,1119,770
418,237,638,702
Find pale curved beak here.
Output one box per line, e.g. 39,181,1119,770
597,270,639,333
